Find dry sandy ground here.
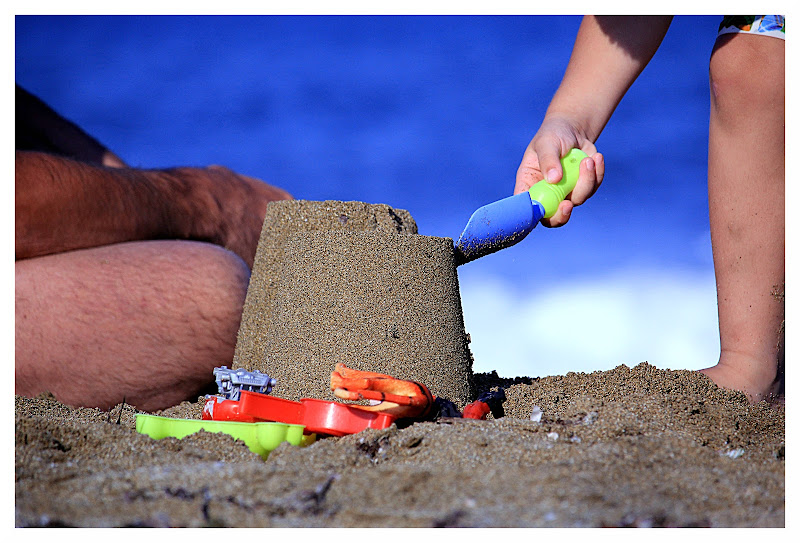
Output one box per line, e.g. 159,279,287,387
15,200,784,527
15,363,784,528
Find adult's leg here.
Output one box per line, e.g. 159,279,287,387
15,240,251,411
700,32,784,404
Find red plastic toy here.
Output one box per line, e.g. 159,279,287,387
202,364,506,438
203,391,397,437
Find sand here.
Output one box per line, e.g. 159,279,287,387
261,230,473,406
234,200,419,375
235,200,474,406
15,365,784,527
14,200,785,527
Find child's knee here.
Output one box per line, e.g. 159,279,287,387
709,34,784,115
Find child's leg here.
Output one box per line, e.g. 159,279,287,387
15,240,251,412
701,31,784,403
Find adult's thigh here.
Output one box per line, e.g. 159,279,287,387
15,240,251,411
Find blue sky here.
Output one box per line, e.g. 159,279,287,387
15,14,725,378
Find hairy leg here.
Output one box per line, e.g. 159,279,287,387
700,33,785,404
15,240,251,411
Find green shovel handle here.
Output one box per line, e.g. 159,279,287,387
527,148,588,219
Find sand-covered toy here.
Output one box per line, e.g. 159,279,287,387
454,148,586,264
135,415,312,460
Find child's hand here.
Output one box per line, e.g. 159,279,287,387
515,117,604,227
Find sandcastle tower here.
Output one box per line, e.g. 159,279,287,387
233,200,475,408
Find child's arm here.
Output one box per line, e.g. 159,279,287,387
516,16,673,227
548,15,673,143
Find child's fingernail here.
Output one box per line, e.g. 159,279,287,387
547,169,558,181
562,207,571,218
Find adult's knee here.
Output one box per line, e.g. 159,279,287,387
112,240,253,363
15,240,253,410
167,241,252,321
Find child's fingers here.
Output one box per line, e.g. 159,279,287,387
594,152,605,185
535,140,565,185
570,155,601,206
544,152,603,228
541,200,574,228
514,146,543,194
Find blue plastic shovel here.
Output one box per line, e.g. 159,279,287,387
454,148,587,265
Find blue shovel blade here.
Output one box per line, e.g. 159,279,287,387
454,191,545,265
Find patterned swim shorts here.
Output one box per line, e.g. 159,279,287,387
718,16,785,39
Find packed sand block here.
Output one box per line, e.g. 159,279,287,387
233,200,475,407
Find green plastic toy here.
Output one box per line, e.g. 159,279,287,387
527,147,587,219
135,414,314,460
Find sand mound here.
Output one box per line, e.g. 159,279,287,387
15,364,784,528
234,200,474,406
234,200,419,375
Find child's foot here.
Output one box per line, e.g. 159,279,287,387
699,352,783,406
